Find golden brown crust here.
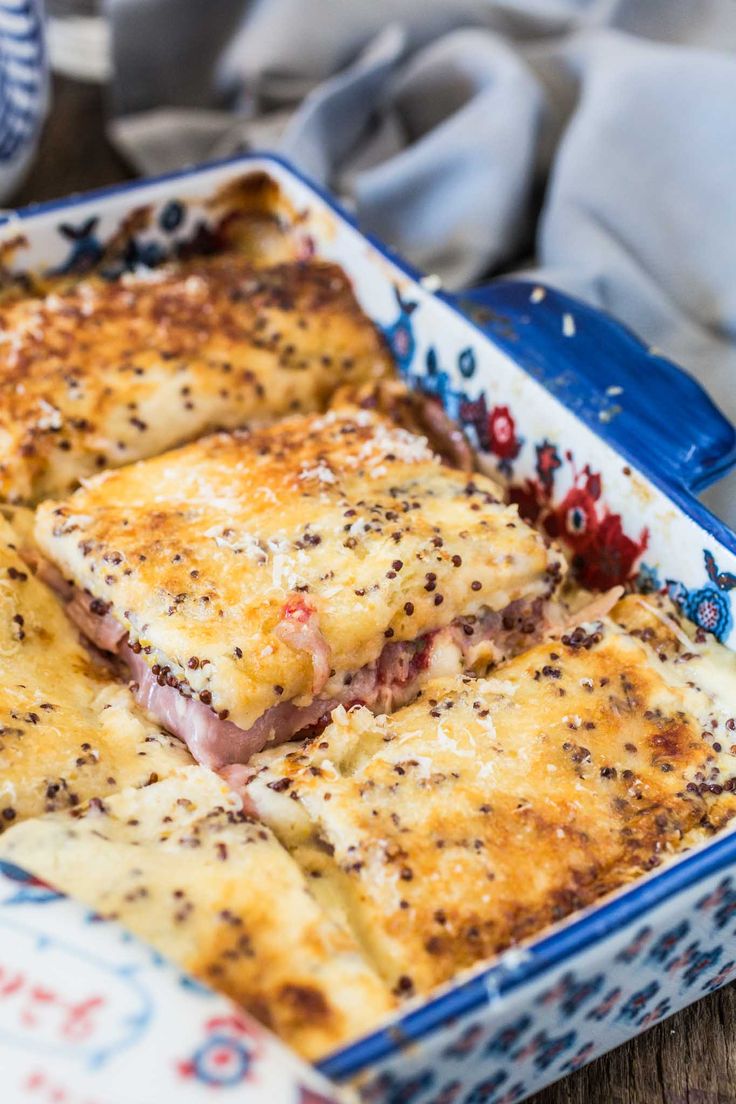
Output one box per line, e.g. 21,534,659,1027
0,766,395,1059
330,379,475,471
0,515,191,827
0,255,391,502
246,596,736,996
35,407,563,732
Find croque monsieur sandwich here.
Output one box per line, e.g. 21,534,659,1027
34,405,565,773
3,594,735,1057
244,594,736,997
3,193,735,1076
0,766,395,1059
0,254,391,503
0,515,191,828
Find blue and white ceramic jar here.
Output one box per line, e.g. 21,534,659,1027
0,0,47,199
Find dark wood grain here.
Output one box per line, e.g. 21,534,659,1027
10,73,131,206
530,984,736,1104
12,73,736,1104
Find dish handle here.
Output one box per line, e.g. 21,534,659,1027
453,279,736,494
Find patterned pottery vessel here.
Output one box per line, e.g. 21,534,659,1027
0,0,46,199
2,153,736,1104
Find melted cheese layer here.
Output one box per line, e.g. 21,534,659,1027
0,766,395,1059
0,256,391,502
245,595,736,996
0,515,191,827
35,407,564,732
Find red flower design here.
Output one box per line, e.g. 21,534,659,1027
501,416,648,591
487,405,521,461
541,466,647,588
575,514,649,591
545,487,599,553
508,480,542,524
535,440,562,494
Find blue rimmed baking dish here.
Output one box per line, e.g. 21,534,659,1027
1,152,735,1104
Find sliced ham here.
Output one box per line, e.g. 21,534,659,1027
36,557,128,652
35,557,74,599
274,596,332,694
126,646,332,768
67,591,128,652
40,570,551,771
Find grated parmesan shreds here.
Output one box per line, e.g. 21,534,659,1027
120,265,170,287
36,399,63,431
298,461,337,485
184,274,208,297
354,421,436,471
204,525,268,564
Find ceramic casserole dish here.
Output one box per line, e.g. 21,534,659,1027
2,153,736,1104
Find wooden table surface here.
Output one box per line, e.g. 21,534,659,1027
13,75,736,1104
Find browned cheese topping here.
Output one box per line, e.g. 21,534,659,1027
4,229,735,1064
35,406,563,733
245,594,736,997
0,515,191,826
0,766,395,1059
0,255,391,502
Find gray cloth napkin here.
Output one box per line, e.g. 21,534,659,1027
105,0,736,526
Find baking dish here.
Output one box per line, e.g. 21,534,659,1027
2,152,736,1104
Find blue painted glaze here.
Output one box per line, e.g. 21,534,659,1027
319,824,736,1081
0,0,45,163
6,152,736,1098
454,280,736,495
6,151,735,498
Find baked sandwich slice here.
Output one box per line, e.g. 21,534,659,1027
0,254,391,502
245,594,736,997
0,515,191,828
0,765,395,1059
34,406,565,771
